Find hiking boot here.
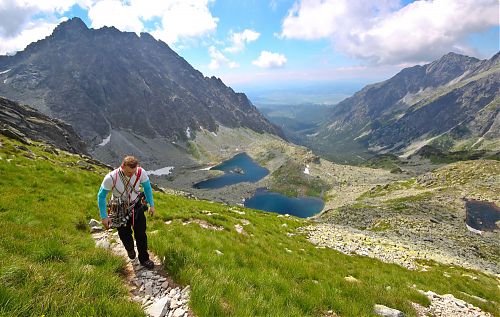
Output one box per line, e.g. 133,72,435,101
126,249,136,260
141,259,154,269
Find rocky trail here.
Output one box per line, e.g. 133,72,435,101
90,220,194,317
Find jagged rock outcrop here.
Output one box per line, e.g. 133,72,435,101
0,18,283,162
0,96,87,154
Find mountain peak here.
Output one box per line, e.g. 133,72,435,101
56,17,88,31
425,51,479,78
438,51,479,63
0,18,284,162
51,17,88,38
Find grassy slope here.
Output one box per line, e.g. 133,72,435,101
0,135,499,317
0,137,144,317
269,159,331,197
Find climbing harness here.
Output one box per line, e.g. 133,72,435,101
107,167,145,228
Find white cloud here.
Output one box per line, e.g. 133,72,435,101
252,51,287,68
88,0,143,33
0,0,86,54
0,19,61,55
281,0,499,64
0,0,218,54
224,29,260,53
208,46,239,70
86,0,220,45
228,61,240,68
148,1,219,45
0,0,87,38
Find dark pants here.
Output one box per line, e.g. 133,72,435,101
117,196,150,263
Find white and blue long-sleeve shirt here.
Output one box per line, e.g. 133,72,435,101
97,167,155,219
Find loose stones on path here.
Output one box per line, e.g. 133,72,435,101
413,291,493,317
92,228,194,317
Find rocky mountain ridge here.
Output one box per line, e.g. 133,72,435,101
0,18,283,167
309,52,499,163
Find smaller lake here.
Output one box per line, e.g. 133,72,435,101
465,200,500,231
194,153,269,189
244,188,325,218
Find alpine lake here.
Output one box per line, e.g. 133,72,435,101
465,199,500,232
193,153,325,218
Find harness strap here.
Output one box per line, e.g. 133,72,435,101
109,167,143,227
130,167,142,228
111,169,119,192
107,169,122,218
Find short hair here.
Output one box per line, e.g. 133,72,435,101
122,156,139,168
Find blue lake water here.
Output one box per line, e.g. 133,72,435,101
465,200,500,231
244,188,325,218
193,153,269,189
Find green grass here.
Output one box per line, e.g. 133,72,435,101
1,135,499,317
360,154,403,173
358,179,422,200
187,141,202,160
270,160,331,198
0,137,144,317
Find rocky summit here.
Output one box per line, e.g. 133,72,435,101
0,17,283,166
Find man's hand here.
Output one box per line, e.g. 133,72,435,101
149,206,155,217
102,217,111,229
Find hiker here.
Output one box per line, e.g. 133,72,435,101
97,156,156,269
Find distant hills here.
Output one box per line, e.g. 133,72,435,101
303,52,499,163
0,18,283,166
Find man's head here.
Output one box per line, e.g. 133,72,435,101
121,156,139,177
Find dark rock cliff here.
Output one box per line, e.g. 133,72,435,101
0,96,87,154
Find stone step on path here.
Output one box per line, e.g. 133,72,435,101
412,290,493,317
91,225,194,317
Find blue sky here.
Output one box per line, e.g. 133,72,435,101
0,0,498,91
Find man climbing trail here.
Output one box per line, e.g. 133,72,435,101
97,156,156,269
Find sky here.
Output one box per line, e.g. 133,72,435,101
0,0,499,91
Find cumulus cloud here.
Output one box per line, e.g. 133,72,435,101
208,46,239,70
0,0,218,54
0,19,61,55
88,0,143,33
281,0,499,64
252,51,287,68
0,0,84,54
224,29,260,53
146,1,219,45
86,0,218,45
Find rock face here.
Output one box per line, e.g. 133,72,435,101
0,18,283,158
311,52,500,162
0,96,87,154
